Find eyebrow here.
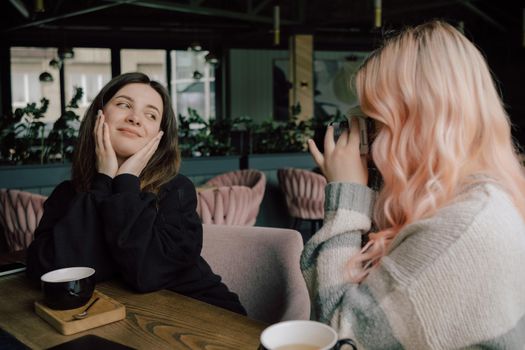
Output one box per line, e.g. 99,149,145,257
114,95,161,114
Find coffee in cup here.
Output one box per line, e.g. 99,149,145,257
40,267,96,310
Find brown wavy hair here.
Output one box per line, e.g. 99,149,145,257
72,72,180,194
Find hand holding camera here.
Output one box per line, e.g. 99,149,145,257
308,116,369,185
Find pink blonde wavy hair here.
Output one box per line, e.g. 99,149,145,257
347,20,525,282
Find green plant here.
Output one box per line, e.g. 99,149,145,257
177,108,234,157
251,115,314,154
0,98,49,164
0,87,83,165
46,87,83,162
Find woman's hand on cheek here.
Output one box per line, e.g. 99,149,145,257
94,110,119,178
308,118,368,185
116,131,164,177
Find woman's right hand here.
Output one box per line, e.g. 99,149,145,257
94,110,118,178
308,118,368,185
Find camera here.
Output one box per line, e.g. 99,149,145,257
331,116,369,155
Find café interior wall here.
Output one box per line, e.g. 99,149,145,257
228,48,364,123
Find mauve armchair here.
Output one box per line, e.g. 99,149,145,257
197,169,266,226
201,224,310,323
277,168,327,234
0,189,47,252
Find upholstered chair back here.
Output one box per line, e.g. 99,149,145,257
277,168,326,220
0,189,47,252
201,224,310,323
197,169,266,226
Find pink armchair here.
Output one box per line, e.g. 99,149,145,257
201,224,310,323
277,168,327,234
197,169,266,226
0,189,47,252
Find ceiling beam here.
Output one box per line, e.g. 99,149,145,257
4,1,138,32
8,0,30,19
457,0,506,32
105,0,297,25
386,0,460,16
252,0,273,15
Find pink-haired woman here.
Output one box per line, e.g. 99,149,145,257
304,20,525,349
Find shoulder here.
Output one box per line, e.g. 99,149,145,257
376,184,525,348
161,173,196,193
158,174,197,207
48,180,76,200
383,183,525,284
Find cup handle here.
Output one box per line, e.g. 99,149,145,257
333,338,357,350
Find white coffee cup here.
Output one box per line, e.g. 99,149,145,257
259,320,357,350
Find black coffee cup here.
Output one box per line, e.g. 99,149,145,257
40,267,96,310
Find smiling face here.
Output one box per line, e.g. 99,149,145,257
102,83,163,163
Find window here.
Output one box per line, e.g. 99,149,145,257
11,70,41,107
121,49,167,86
65,48,111,117
10,47,60,122
171,50,215,121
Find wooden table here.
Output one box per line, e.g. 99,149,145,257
0,273,266,349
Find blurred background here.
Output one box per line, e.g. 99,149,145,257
0,0,523,137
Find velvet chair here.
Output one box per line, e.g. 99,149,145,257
201,224,310,323
277,168,327,234
0,189,47,252
197,169,266,226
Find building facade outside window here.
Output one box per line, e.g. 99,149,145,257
171,50,215,121
10,47,60,123
65,48,111,118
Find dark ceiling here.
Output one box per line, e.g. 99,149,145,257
1,0,523,51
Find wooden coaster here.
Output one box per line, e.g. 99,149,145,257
35,290,126,335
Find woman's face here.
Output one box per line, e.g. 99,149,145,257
102,83,163,162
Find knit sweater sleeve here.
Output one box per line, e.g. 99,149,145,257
301,182,406,348
301,183,373,321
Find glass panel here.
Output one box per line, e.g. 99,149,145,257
10,47,60,123
171,50,215,121
65,48,111,117
121,49,167,86
272,56,367,121
176,82,205,117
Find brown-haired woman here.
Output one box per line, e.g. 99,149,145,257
26,72,246,314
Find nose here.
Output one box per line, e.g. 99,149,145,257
126,112,141,126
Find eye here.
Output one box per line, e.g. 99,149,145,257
117,102,131,109
146,113,158,120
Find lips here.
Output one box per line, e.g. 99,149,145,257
117,128,141,137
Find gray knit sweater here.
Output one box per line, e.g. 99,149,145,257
301,182,525,349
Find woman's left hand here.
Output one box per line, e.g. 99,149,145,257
308,118,368,185
116,131,164,177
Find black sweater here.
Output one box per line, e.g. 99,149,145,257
26,173,245,315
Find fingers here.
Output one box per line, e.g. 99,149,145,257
94,111,105,152
308,139,324,168
324,125,335,154
348,117,361,149
143,131,163,160
336,124,349,146
116,131,164,177
103,122,113,153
